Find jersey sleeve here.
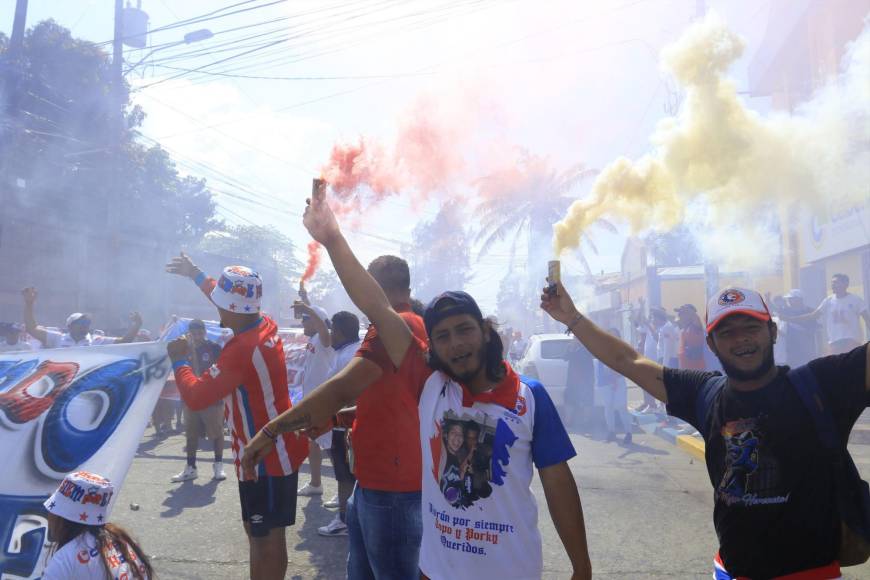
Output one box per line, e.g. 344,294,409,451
529,380,576,469
664,367,719,429
173,351,244,411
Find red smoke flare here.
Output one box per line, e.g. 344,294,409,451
301,241,322,284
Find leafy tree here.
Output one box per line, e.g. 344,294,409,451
642,225,703,266
403,201,473,303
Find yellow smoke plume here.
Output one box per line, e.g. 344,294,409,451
553,13,870,269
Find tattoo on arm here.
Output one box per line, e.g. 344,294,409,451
279,412,311,433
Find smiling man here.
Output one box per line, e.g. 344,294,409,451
541,283,870,579
242,189,592,580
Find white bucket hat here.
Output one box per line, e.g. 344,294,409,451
44,471,115,526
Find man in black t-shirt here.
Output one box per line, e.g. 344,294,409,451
541,282,869,579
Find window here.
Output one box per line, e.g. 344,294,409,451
540,339,573,360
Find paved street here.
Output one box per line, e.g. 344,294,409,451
113,412,870,579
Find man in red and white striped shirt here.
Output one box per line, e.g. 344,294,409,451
165,253,308,580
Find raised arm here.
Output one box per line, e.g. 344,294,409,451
241,357,383,479
165,252,218,304
112,312,143,344
303,187,411,367
294,301,331,348
541,282,667,402
166,338,243,410
21,287,48,345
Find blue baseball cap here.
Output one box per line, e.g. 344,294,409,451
424,291,483,336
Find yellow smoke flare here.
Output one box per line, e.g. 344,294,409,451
554,13,870,264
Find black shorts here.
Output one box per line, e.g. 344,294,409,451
238,472,298,537
330,429,356,483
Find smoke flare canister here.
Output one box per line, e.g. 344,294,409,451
547,260,560,295
312,178,326,197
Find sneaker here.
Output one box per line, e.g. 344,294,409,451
170,465,197,482
317,515,348,536
622,432,633,446
324,494,340,509
212,462,227,481
297,483,323,496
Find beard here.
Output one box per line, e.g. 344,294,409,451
716,341,776,381
439,344,487,384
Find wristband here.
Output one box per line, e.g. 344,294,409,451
262,425,278,441
565,313,584,335
193,271,207,286
172,359,191,370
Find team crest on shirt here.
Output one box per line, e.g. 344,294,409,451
718,289,746,306
208,365,221,378
430,410,518,510
512,395,527,417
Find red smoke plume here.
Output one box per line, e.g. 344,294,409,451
300,241,322,284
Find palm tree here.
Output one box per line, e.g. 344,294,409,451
474,151,616,279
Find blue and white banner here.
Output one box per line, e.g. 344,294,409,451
0,342,169,579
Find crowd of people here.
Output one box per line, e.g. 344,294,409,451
2,191,869,579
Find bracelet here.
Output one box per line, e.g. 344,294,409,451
565,313,584,335
262,425,278,441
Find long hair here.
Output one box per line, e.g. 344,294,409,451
50,519,153,579
427,317,505,383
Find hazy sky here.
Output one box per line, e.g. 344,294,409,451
1,0,774,311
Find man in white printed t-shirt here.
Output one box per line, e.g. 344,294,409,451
786,273,870,355
244,190,592,580
22,287,142,348
295,299,335,497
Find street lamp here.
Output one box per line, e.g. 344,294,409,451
123,28,213,76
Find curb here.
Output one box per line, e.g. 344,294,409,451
629,410,706,460
676,434,706,461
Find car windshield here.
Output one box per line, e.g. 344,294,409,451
540,339,573,360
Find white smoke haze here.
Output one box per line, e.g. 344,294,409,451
554,13,870,272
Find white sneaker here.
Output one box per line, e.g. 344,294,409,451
297,483,323,496
212,462,227,481
170,465,197,482
324,494,340,509
317,515,348,536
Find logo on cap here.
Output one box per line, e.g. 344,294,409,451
718,289,746,306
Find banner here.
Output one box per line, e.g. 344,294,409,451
0,342,169,579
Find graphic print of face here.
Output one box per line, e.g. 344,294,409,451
465,425,479,452
430,313,487,383
446,423,464,455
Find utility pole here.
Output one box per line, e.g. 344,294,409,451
106,0,124,330
9,0,28,56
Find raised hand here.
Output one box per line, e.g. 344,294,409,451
302,184,341,246
165,252,198,278
166,337,191,361
540,281,581,325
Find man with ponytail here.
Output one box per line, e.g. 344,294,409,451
42,471,152,579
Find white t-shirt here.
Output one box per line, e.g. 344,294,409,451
328,339,362,432
819,293,868,344
658,321,679,363
638,326,659,360
300,332,334,396
43,330,113,349
418,368,576,580
42,532,150,580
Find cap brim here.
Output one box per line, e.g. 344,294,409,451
706,309,771,333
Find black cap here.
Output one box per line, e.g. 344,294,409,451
424,291,483,336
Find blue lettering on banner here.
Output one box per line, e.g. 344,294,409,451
0,495,48,578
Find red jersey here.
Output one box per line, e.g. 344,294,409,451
353,307,432,492
173,276,308,479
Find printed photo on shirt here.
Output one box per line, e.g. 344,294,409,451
435,411,497,509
